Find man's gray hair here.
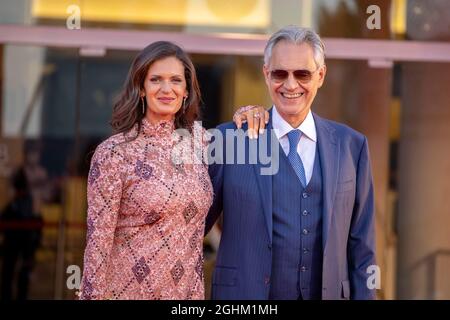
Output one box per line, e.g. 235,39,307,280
264,25,325,68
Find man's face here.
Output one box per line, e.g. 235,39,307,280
263,40,326,124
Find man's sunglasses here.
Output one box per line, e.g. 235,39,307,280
270,67,321,83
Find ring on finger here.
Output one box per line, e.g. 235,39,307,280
253,112,261,118
239,105,255,114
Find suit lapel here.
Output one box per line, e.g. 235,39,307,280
314,113,339,250
251,110,339,246
252,108,275,243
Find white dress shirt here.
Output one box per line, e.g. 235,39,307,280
272,106,317,185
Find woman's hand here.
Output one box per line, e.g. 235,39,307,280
232,105,270,139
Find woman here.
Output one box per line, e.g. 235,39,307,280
79,41,266,300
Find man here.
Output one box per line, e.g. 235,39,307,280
205,26,376,300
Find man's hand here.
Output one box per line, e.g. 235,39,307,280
232,105,270,139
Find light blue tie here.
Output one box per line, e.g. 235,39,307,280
287,129,307,187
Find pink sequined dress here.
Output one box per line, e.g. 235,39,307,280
79,119,213,300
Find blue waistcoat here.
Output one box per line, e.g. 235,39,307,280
269,145,323,300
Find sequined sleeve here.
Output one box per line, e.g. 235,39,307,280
79,139,125,300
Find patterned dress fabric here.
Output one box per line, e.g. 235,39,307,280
79,119,213,300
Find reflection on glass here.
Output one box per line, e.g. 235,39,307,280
1,0,449,42
1,45,79,299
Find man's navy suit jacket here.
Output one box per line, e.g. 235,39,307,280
206,110,377,300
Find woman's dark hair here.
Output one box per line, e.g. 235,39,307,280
111,41,201,136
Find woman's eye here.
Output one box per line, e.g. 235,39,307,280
172,78,182,83
150,78,160,83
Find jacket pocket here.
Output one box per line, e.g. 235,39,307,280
341,280,350,299
212,266,237,286
336,180,354,193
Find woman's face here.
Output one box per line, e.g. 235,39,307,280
142,56,188,122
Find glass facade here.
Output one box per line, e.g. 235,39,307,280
0,0,447,41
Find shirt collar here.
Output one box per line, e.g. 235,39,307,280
272,105,317,142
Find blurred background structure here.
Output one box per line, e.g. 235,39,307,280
0,0,449,300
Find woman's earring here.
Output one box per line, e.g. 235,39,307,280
182,96,187,113
141,97,145,115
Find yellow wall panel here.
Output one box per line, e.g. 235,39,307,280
32,0,269,27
